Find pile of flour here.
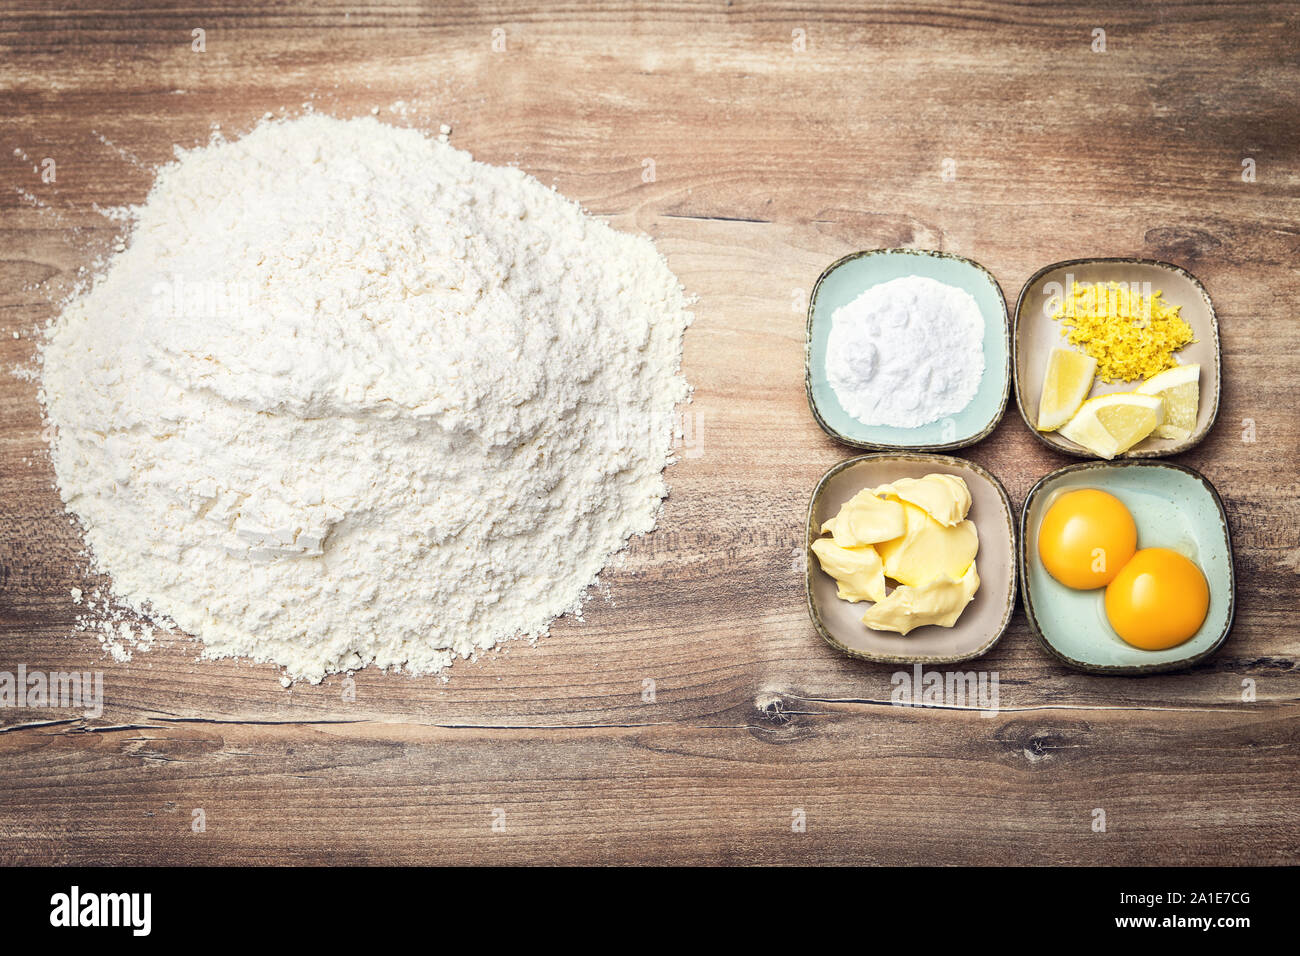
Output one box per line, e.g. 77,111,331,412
39,114,692,683
826,275,984,428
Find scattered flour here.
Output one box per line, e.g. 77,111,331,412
39,114,692,683
825,275,984,428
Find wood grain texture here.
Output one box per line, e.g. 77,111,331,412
1,0,1298,865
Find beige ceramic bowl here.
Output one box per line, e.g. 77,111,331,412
1013,258,1221,458
805,453,1017,664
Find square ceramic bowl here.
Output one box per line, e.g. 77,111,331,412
1013,258,1221,458
1020,460,1235,674
805,452,1017,664
805,249,1011,451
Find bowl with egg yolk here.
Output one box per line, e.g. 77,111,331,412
805,452,1017,664
1020,460,1235,674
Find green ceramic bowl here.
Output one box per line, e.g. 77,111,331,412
806,452,1017,665
805,249,1011,451
1020,460,1235,674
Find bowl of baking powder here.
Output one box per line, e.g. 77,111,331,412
805,248,1010,451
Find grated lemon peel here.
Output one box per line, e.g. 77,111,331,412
1051,281,1195,383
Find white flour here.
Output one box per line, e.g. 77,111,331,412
825,275,984,428
39,114,692,683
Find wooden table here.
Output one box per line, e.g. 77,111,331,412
1,1,1297,866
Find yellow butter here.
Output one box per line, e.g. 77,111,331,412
810,538,887,603
861,563,981,635
874,501,978,587
821,489,906,548
872,473,972,527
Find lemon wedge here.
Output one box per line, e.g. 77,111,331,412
1058,392,1165,459
1136,364,1200,441
1036,347,1098,431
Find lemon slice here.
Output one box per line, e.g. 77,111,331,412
1036,347,1098,431
1058,392,1165,459
1136,364,1200,441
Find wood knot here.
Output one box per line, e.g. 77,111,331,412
746,691,814,744
1143,226,1221,262
1021,733,1064,763
995,719,1089,768
754,694,792,726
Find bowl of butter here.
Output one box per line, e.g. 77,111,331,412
805,453,1017,664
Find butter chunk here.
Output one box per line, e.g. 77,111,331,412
874,502,978,587
810,538,887,603
821,489,906,548
861,563,981,635
873,473,972,527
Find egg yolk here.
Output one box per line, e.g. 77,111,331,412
1037,488,1137,590
1104,547,1209,650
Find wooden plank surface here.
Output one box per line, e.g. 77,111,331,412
1,0,1298,865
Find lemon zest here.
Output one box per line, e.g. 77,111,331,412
1051,281,1194,383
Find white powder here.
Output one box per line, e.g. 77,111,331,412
825,275,984,428
39,114,692,683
